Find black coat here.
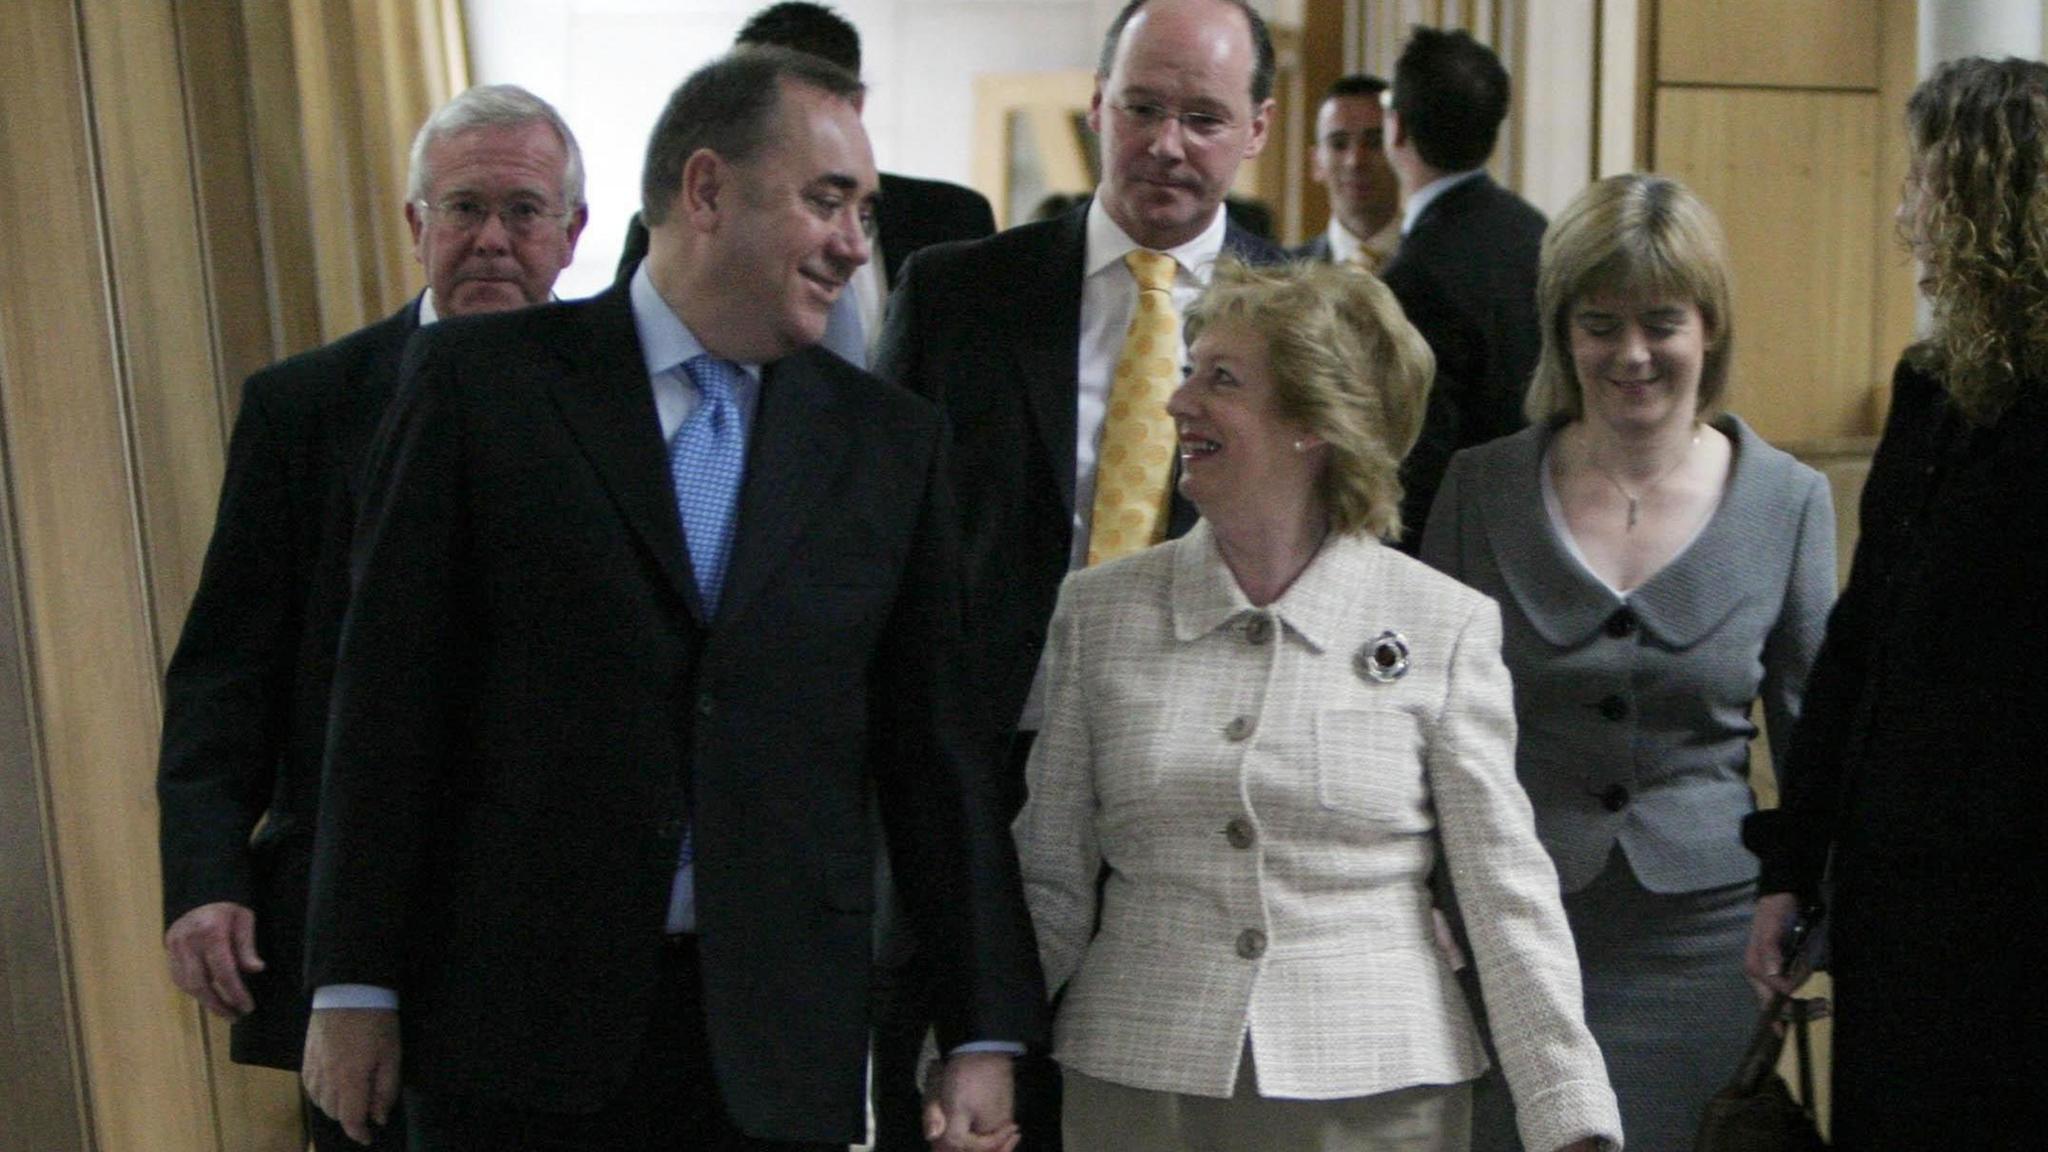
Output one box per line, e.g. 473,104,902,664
874,204,1281,792
155,302,418,1069
1746,355,2048,1146
304,285,1045,1140
1380,175,1546,548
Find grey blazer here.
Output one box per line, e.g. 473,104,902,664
1421,414,1836,894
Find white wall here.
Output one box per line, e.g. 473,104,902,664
466,0,1103,299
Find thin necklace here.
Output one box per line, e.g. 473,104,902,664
1584,427,1701,531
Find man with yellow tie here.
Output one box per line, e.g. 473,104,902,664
1293,74,1401,274
873,1,1281,1147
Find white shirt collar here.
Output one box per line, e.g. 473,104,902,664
1400,168,1487,236
1325,214,1401,264
418,290,440,325
1084,197,1231,282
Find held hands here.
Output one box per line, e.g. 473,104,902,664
1744,891,1808,1002
303,1008,402,1147
922,1050,1020,1152
164,901,264,1017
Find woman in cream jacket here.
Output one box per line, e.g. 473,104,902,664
1014,261,1619,1152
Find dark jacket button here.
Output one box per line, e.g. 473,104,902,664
1598,695,1628,721
1599,784,1631,812
1236,928,1267,959
696,693,715,718
1225,817,1255,850
1604,609,1636,638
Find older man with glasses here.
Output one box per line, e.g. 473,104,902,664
156,83,585,1152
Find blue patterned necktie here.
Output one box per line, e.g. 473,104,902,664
670,355,748,613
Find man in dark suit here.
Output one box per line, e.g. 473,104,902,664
299,47,1044,1152
1292,73,1401,272
874,1,1282,1148
615,1,996,370
154,84,586,1152
1379,25,1547,547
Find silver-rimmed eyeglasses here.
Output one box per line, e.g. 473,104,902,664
417,197,574,237
1106,98,1239,143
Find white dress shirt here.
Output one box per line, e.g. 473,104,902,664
1323,214,1401,267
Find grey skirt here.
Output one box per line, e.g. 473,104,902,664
1470,848,1755,1152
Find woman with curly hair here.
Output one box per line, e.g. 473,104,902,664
1743,55,2048,1148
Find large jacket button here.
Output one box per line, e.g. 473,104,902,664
1236,928,1267,959
696,692,716,718
1604,609,1636,638
1599,784,1631,812
1244,615,1273,645
1597,695,1628,721
1223,716,1254,742
1224,817,1255,849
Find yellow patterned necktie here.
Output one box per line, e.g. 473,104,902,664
1087,249,1181,566
1349,247,1384,275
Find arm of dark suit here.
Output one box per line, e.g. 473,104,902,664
867,416,1048,1054
1386,267,1471,553
158,378,298,925
305,331,466,993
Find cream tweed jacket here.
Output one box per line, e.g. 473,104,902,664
1014,523,1622,1152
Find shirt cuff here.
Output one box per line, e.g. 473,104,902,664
948,1041,1026,1057
311,984,400,1011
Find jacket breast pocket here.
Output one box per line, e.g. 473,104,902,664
1314,708,1430,827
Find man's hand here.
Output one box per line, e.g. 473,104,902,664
303,1008,401,1147
1744,891,1807,1002
164,901,264,1017
922,1050,1019,1152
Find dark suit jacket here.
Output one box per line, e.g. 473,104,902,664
874,204,1281,791
156,301,418,1069
1380,174,1546,548
303,284,1043,1141
614,172,996,286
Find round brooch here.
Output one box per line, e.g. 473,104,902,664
1354,630,1410,683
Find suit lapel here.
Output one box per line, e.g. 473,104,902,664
717,350,848,622
1016,208,1088,515
545,285,701,611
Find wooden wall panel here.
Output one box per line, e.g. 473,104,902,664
1656,88,1881,441
1658,0,1880,90
0,2,219,1150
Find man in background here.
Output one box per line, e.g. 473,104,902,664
1379,25,1546,546
1294,73,1401,272
299,48,1042,1152
875,1,1283,1146
156,84,586,1152
617,1,996,370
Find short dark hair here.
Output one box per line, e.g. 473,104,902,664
735,2,861,74
1096,0,1276,106
640,47,863,225
1326,73,1388,102
1390,26,1510,172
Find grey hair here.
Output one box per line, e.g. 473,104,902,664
405,84,586,207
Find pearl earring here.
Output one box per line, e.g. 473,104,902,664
1292,440,1309,452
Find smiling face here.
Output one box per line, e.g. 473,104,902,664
1568,291,1708,436
1167,319,1321,525
405,120,585,316
1312,94,1398,239
691,80,877,362
1089,0,1272,251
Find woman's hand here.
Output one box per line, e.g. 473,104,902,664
1744,890,1807,1002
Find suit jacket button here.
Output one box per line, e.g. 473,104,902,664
1236,928,1267,959
1224,716,1254,742
696,692,715,718
1224,817,1255,849
1599,784,1631,812
1244,615,1273,645
1604,609,1636,638
1597,694,1628,721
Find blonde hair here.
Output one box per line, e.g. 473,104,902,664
1183,260,1434,539
1905,56,2048,426
1526,174,1734,423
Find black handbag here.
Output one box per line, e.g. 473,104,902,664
1694,993,1827,1151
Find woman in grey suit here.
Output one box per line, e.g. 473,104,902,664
1421,174,1836,1150
1014,261,1619,1152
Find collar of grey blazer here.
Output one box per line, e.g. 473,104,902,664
1474,412,1806,649
1170,518,1386,651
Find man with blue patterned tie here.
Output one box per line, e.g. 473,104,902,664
300,47,1044,1152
